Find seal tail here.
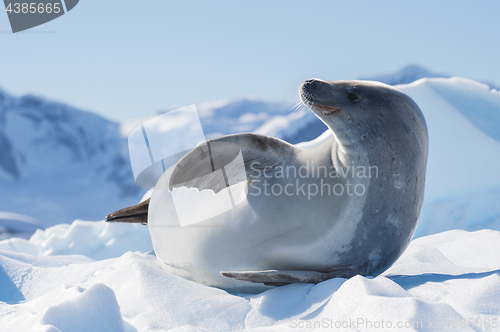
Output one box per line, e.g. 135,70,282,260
105,198,149,225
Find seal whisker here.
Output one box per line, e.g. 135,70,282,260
290,100,306,114
289,101,303,114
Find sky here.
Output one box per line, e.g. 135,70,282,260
1,0,499,121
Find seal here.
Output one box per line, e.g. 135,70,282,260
107,79,428,292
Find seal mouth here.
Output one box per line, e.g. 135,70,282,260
315,104,341,115
300,92,341,116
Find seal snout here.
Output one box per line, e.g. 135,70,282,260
300,79,342,117
300,78,323,95
300,78,329,105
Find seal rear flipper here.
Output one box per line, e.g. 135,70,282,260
220,270,341,286
105,198,150,225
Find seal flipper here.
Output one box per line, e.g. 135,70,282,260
105,198,149,225
168,133,299,193
220,270,341,286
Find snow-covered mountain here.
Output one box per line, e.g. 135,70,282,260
362,64,449,86
363,64,500,91
0,89,144,230
123,98,326,145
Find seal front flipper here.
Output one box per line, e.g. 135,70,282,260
105,198,149,224
220,270,342,286
168,133,299,193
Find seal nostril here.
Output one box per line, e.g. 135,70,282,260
302,79,322,95
306,79,321,87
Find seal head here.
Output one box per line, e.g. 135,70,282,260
300,78,427,148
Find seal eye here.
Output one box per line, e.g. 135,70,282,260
348,93,359,101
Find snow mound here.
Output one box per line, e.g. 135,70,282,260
39,283,125,332
1,229,499,331
0,220,152,260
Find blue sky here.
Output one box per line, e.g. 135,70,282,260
1,1,499,121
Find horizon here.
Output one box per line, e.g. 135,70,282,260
0,64,498,123
1,65,497,124
1,1,499,121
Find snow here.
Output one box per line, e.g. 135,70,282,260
362,64,449,86
362,64,500,91
1,76,500,330
399,78,500,198
38,283,125,332
0,220,152,260
1,228,500,331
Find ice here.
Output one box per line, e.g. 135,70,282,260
1,229,499,331
0,220,152,260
